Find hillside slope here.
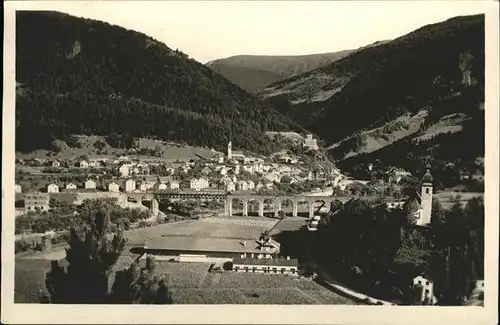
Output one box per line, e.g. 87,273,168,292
259,15,485,175
206,50,353,92
15,11,304,155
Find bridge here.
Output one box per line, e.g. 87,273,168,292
225,194,352,218
123,190,352,218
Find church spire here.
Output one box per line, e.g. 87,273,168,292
422,163,433,184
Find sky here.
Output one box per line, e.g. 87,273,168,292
14,1,488,63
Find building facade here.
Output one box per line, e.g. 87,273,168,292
232,257,299,276
108,182,120,193
125,179,136,192
66,183,77,190
47,183,59,193
303,134,318,150
24,193,50,213
85,179,97,189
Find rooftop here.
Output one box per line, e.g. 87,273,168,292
144,236,266,254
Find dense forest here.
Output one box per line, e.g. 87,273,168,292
15,11,304,154
277,196,484,305
261,15,485,169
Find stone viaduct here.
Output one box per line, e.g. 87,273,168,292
123,190,351,218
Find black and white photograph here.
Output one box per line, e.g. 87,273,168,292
2,1,499,324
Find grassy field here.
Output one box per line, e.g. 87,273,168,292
123,217,278,245
15,258,356,304
154,261,357,304
434,191,484,209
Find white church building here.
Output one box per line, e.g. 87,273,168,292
404,164,434,226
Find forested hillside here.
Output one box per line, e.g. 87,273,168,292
206,50,353,92
15,11,303,154
259,15,485,174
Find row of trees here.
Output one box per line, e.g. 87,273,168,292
15,199,150,235
309,196,484,305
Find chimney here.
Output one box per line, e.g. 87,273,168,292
242,240,247,247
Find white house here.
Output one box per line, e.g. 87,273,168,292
242,165,254,174
190,178,209,191
51,160,61,168
190,178,203,191
108,182,120,193
167,180,180,190
303,134,318,150
78,160,89,168
413,275,437,305
225,181,236,192
139,181,155,192
389,169,412,184
125,179,136,192
236,180,248,191
85,179,97,190
219,166,230,176
247,180,255,190
201,166,212,175
255,182,264,190
264,172,280,183
15,184,22,193
157,183,167,191
66,183,77,190
119,165,130,177
47,183,59,193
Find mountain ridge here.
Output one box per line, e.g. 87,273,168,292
15,11,305,155
206,50,354,92
257,14,485,177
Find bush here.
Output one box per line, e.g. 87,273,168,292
138,220,150,228
15,240,31,254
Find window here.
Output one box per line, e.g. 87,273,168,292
272,268,277,273
281,268,285,274
426,281,429,286
244,267,249,272
418,281,422,285
234,266,239,271
252,267,257,273
425,188,430,194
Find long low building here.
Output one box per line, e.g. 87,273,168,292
143,235,280,259
232,257,299,276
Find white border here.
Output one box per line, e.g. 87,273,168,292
2,1,499,324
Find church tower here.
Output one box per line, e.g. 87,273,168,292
418,163,433,226
227,128,232,160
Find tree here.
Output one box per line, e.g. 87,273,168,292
109,254,172,304
43,207,126,303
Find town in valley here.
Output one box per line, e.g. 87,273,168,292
11,4,486,308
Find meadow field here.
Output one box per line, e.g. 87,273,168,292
434,191,484,209
123,217,279,245
15,258,357,305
